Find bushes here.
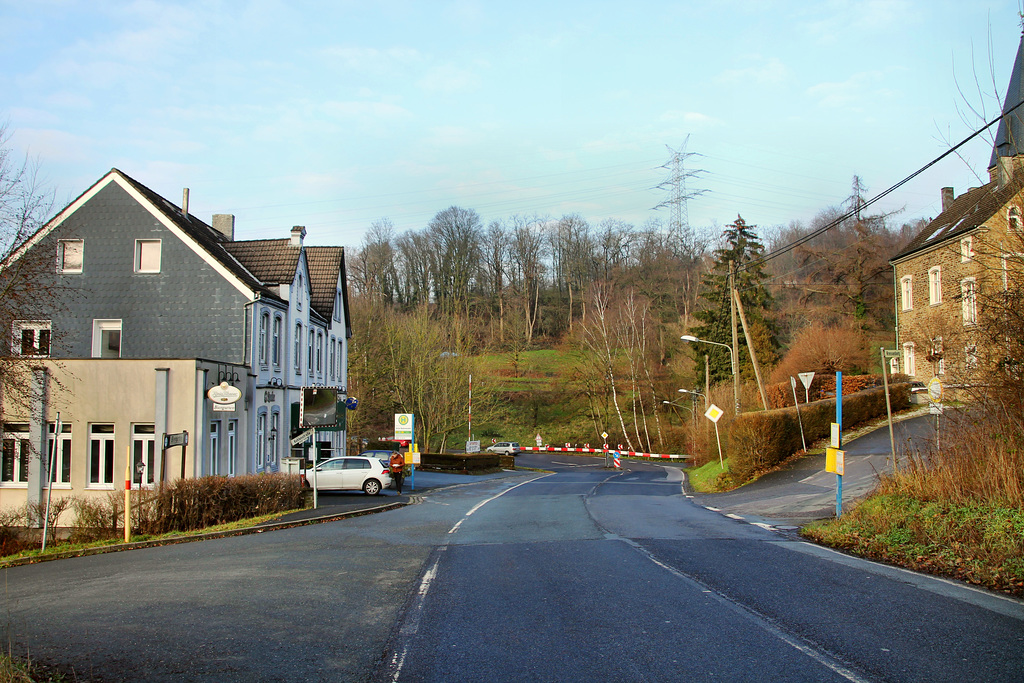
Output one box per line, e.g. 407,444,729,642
725,382,911,482
419,453,501,473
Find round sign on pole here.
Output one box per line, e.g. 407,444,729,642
927,377,943,402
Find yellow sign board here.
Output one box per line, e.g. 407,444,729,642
704,403,725,423
826,447,845,475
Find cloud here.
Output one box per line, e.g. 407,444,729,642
417,64,480,94
320,46,422,73
801,0,913,44
323,100,414,123
659,111,722,127
716,56,789,86
806,71,884,108
9,127,93,164
423,125,482,147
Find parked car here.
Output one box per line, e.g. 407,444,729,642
486,441,521,456
302,455,392,495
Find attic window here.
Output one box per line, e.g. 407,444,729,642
135,240,161,273
961,236,974,262
57,240,83,273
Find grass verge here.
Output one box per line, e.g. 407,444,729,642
686,459,731,492
0,653,65,682
801,493,1024,597
0,509,300,564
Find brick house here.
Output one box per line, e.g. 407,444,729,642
890,33,1024,385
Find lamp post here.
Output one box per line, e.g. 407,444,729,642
681,335,740,415
677,388,707,409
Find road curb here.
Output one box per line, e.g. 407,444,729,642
0,500,410,570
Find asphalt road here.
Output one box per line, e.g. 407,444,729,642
5,452,1023,681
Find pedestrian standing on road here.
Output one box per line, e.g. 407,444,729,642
389,451,405,494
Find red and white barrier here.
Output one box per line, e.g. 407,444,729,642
521,445,688,460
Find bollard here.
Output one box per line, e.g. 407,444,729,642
613,452,621,469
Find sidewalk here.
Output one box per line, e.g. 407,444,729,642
687,410,937,528
0,469,528,569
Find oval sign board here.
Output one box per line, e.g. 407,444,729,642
208,381,242,404
927,377,943,402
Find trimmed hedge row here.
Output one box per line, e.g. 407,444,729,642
419,453,502,472
725,382,911,482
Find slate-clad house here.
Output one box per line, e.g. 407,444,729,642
890,31,1024,385
0,169,350,514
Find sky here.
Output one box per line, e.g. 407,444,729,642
3,0,1024,249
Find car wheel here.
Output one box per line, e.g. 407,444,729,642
363,479,381,495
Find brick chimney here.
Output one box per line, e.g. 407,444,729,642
290,225,306,247
941,187,954,213
212,214,235,241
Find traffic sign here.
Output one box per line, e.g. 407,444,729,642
394,413,414,441
927,377,944,402
704,404,724,423
797,372,815,390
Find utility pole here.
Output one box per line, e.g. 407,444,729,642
733,288,769,410
729,260,741,415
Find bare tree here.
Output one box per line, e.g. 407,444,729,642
428,206,482,317
0,124,61,418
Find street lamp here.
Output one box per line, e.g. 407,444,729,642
681,335,740,415
677,388,706,409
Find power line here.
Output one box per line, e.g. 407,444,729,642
739,98,1024,273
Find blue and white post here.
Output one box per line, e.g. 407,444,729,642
835,371,843,517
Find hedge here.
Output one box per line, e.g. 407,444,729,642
725,382,911,482
419,453,503,473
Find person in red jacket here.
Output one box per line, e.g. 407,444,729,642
389,451,406,494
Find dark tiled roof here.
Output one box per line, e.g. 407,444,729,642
114,169,284,303
223,239,301,285
891,174,1024,262
306,246,345,322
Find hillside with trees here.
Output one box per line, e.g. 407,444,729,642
344,176,918,456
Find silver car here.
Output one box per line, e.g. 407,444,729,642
303,456,392,495
486,441,521,456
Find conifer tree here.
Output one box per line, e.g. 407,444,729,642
690,215,779,383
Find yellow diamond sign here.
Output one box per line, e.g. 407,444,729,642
704,403,724,423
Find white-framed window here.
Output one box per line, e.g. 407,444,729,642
209,421,220,476
900,275,913,311
307,330,314,374
131,424,155,487
965,344,979,372
334,291,342,321
294,323,302,374
961,236,974,262
297,274,304,311
12,320,51,357
256,411,266,470
961,277,978,325
227,420,237,477
134,239,161,273
1010,207,1022,234
88,424,115,487
931,336,945,375
903,342,916,377
272,316,282,367
92,319,122,358
269,410,280,467
1002,253,1022,291
57,239,83,274
316,331,323,376
46,422,72,486
258,312,269,367
1,423,30,485
928,266,942,305
329,336,337,381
